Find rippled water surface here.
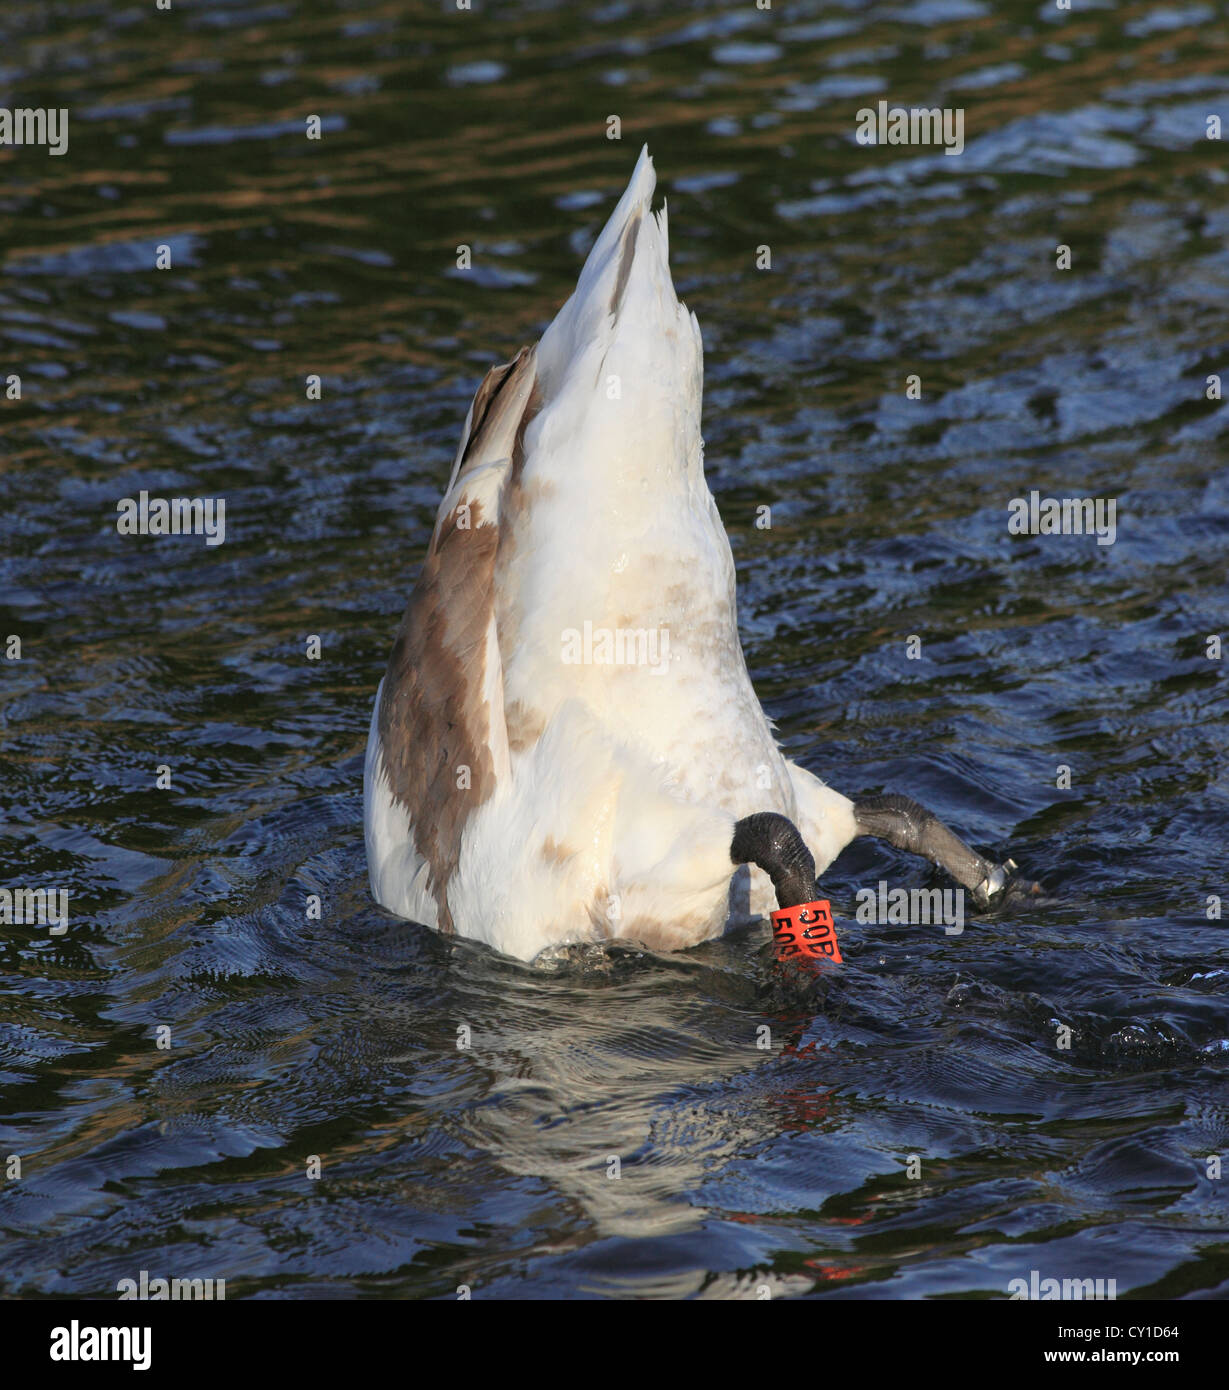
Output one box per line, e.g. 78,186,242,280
1,0,1227,1299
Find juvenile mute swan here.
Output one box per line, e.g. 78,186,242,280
364,147,1016,962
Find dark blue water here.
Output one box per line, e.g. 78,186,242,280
1,0,1227,1299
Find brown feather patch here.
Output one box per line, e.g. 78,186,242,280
378,503,499,934
376,347,538,934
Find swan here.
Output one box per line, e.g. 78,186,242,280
364,146,1017,962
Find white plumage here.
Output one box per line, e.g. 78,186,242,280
364,147,858,961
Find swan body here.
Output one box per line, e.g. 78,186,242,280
364,146,859,961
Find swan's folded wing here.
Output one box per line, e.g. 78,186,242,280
376,345,538,930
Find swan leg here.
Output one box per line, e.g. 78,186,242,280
730,812,818,909
853,794,1015,908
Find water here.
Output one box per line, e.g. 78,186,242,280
1,0,1227,1299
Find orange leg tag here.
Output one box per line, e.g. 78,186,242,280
769,899,842,964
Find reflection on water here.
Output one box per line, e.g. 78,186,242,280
0,0,1227,1298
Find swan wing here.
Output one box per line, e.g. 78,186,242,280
372,345,538,931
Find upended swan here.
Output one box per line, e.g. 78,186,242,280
364,147,1017,962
